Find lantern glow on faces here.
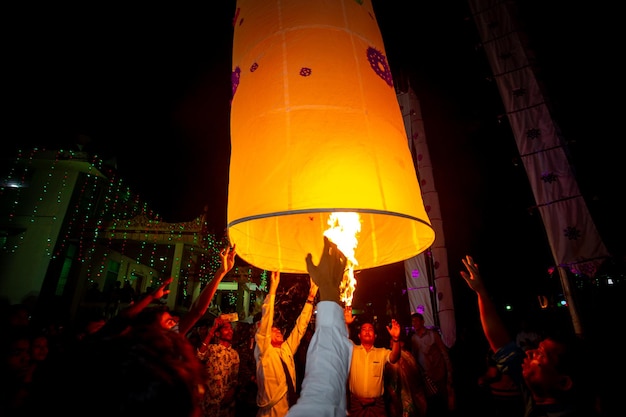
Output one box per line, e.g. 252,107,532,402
228,0,434,275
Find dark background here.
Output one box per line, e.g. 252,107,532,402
4,1,624,330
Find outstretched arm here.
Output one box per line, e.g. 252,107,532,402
286,275,319,352
460,255,511,352
197,317,225,356
97,277,174,338
268,270,280,296
255,271,279,354
288,236,352,417
178,245,236,335
119,277,173,320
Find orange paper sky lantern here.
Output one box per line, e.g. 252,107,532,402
227,0,434,273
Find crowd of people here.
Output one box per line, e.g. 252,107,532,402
1,240,612,417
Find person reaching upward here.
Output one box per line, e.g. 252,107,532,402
459,255,598,417
255,271,318,417
344,306,402,416
285,236,352,417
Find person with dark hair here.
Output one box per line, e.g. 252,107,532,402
82,278,175,341
459,255,598,417
188,319,210,349
178,245,237,336
514,318,542,352
384,332,428,417
344,307,402,416
254,271,318,417
477,348,524,417
27,329,51,384
2,303,30,330
91,245,236,340
133,303,179,330
197,317,240,417
27,322,207,417
20,247,238,417
410,312,455,416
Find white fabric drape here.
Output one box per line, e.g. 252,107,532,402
468,0,610,278
468,0,610,334
398,88,456,349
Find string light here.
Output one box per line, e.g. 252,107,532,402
2,148,230,307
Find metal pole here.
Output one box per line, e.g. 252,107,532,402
557,266,584,337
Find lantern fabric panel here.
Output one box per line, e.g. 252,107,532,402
228,0,434,273
229,212,434,274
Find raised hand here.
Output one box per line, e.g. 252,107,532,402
269,270,280,293
218,244,237,274
305,236,346,304
459,254,510,351
344,306,355,325
386,319,401,339
152,277,173,299
460,255,485,294
177,244,236,336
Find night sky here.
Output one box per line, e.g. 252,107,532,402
4,1,624,327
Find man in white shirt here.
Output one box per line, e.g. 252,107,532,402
255,271,318,417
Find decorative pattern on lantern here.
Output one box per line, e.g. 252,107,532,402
227,0,434,274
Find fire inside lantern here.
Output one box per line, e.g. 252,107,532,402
324,212,361,306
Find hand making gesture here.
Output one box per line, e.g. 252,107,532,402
152,277,173,300
460,255,486,295
218,244,237,274
344,306,355,326
386,319,401,340
305,236,347,304
269,270,280,294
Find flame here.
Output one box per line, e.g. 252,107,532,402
323,212,361,306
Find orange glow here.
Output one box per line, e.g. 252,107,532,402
227,0,434,273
